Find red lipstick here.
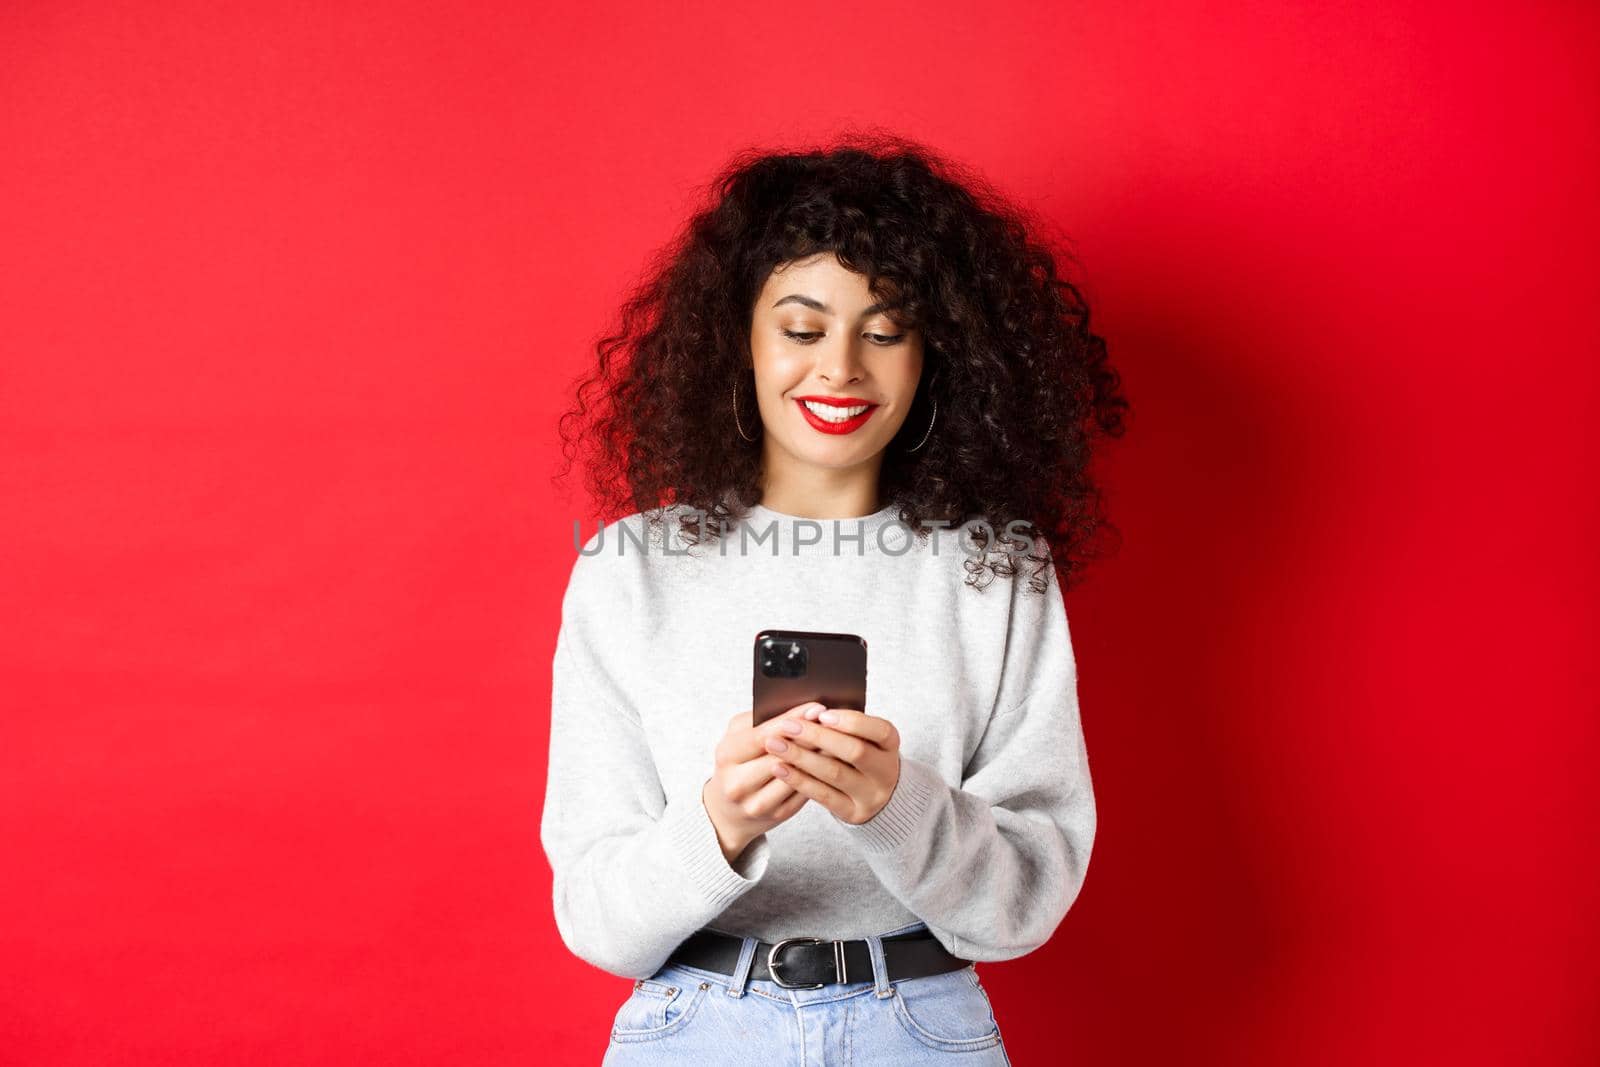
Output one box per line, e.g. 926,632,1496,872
794,395,879,435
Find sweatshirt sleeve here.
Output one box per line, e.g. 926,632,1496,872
837,551,1096,962
538,552,772,980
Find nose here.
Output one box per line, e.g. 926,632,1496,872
815,340,867,386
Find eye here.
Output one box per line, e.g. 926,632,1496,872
866,333,905,345
781,329,822,344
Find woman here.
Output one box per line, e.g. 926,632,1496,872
542,134,1128,1064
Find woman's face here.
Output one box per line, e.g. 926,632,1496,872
747,253,925,475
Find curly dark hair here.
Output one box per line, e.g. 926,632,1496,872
554,130,1129,593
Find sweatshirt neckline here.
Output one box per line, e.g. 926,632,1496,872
737,501,908,556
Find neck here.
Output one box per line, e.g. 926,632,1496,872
756,453,885,521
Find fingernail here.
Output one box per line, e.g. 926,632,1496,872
804,706,821,720
819,710,838,723
767,737,788,752
781,720,803,735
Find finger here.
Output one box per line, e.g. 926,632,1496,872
724,703,823,763
721,752,796,801
771,760,853,820
744,772,805,818
774,787,808,817
765,717,877,768
726,704,811,733
769,739,869,797
803,707,897,749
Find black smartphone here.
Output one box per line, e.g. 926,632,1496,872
752,630,868,727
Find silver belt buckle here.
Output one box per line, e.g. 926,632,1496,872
767,937,846,989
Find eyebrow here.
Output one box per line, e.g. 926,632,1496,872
772,293,900,318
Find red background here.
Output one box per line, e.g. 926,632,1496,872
2,2,1595,1064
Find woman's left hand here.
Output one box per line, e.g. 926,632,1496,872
761,706,902,825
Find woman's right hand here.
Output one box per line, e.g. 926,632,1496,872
701,702,824,863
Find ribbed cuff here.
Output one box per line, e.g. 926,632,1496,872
841,754,940,854
661,776,769,912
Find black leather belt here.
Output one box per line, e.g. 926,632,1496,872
667,927,971,989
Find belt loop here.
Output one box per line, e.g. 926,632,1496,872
866,932,892,999
727,934,759,998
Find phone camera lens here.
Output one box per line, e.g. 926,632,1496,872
758,636,807,678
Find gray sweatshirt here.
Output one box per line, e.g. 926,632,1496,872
539,502,1096,980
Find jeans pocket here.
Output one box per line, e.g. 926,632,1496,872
891,965,1003,1052
609,976,709,1043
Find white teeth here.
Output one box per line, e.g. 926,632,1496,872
802,400,871,422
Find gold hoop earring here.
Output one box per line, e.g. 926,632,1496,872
904,376,939,453
733,376,757,443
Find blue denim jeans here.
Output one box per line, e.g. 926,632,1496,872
600,920,1012,1065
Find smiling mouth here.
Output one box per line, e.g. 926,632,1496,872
794,397,879,434
801,399,872,421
